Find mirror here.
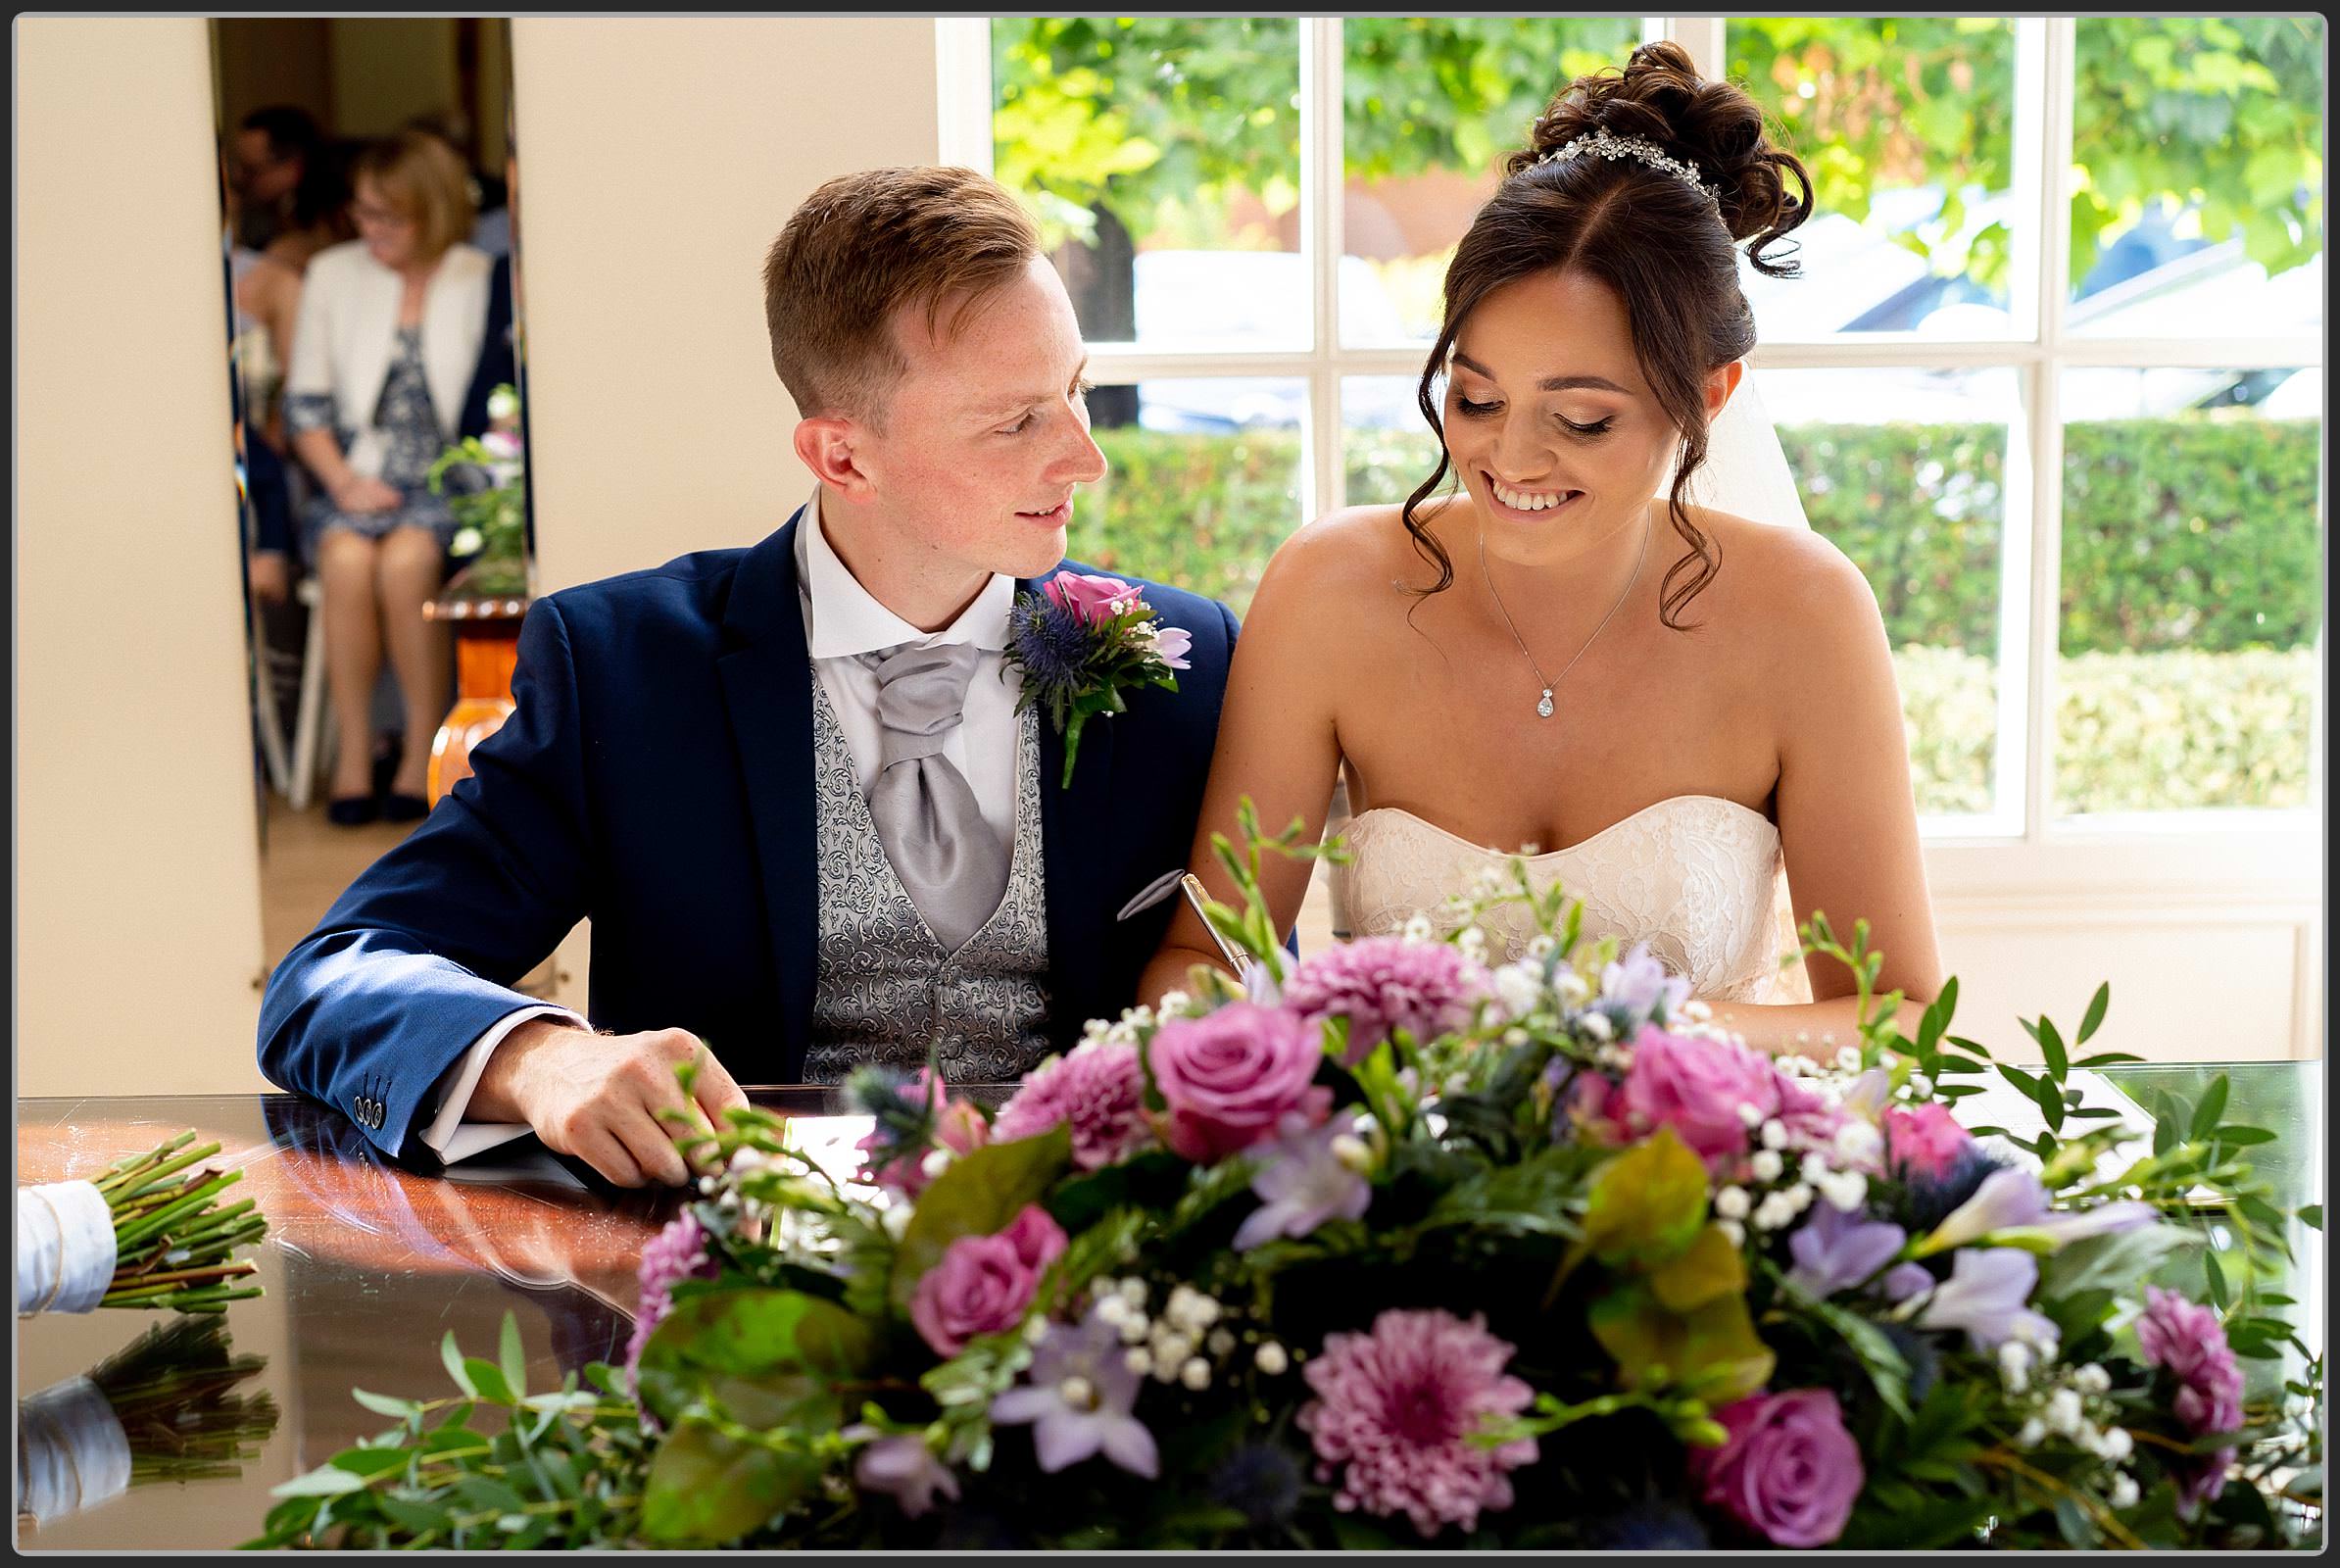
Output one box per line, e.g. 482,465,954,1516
212,18,549,994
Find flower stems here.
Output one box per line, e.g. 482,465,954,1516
82,1132,270,1313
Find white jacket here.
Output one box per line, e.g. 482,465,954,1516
283,239,493,479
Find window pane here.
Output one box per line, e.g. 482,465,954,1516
1726,19,2020,341
1341,375,1439,507
2056,370,2321,815
2069,19,2323,339
1081,380,1305,617
1340,17,1641,345
1768,368,2020,818
991,18,1303,352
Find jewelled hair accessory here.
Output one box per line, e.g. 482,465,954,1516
1537,124,1721,213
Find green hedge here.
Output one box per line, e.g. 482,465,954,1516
1894,645,2315,815
1086,416,2323,656
1083,416,2318,817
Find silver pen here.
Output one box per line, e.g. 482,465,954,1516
1180,873,1253,981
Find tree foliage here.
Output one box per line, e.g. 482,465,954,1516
992,17,2324,283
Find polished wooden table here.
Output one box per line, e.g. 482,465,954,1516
15,1066,2319,1550
15,1087,894,1551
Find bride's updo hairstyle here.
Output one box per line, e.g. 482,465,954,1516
1404,41,1812,628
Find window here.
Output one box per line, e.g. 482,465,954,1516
958,17,2324,847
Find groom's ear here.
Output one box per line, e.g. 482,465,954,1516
793,414,872,498
1703,360,1746,423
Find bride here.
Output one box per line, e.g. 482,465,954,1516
1139,42,1943,1054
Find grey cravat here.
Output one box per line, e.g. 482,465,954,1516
857,641,1012,953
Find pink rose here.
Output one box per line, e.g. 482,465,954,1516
908,1204,1068,1358
857,1069,990,1198
1146,1004,1330,1164
1883,1101,1973,1184
1690,1389,1864,1547
1044,572,1143,625
1613,1029,1780,1168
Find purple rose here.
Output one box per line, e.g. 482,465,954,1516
1614,1028,1780,1168
1884,1102,1973,1183
908,1204,1067,1357
1147,1004,1330,1164
1690,1389,1865,1547
1044,572,1142,625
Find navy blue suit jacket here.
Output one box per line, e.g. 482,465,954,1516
257,509,1240,1158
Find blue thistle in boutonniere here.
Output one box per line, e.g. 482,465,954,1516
1004,572,1190,786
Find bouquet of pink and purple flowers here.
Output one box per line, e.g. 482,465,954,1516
250,807,2322,1550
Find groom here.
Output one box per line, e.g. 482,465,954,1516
258,167,1241,1188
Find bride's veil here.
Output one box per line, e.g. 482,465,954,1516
1676,368,1817,1001
1683,368,1811,534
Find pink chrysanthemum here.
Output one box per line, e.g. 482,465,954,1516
625,1211,720,1390
2137,1285,2246,1518
1296,1308,1539,1538
992,1042,1153,1170
1282,936,1493,1065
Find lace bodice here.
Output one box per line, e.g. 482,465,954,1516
1328,796,1808,1004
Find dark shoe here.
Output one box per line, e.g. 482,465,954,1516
326,795,380,827
381,792,432,823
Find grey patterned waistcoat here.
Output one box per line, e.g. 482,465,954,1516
799,668,1052,1084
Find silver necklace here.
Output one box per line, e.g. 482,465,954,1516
1478,515,1650,719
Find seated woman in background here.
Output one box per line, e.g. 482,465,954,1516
282,129,493,826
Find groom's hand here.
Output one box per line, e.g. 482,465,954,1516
468,1020,749,1188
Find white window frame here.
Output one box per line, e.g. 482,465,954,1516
945,15,2323,905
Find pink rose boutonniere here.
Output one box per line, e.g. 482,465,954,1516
1006,571,1189,786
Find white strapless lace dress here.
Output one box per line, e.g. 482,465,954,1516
1328,796,1809,1004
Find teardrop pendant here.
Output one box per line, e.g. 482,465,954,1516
1536,689,1555,719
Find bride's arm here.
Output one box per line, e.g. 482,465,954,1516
1710,532,1944,1057
1138,524,1349,1005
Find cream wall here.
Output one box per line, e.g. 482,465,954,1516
512,18,940,591
16,18,944,1095
18,19,270,1095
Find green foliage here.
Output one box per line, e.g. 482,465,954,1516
994,19,2321,290
1079,416,2318,817
888,1124,1072,1312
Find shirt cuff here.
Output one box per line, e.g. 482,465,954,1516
417,1004,585,1165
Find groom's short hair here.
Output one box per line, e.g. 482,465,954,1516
763,167,1043,427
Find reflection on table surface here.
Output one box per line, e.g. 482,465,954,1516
14,1086,992,1551
13,1067,2319,1550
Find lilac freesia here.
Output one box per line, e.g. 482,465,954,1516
1234,1111,1372,1250
1921,1167,2156,1254
1914,1248,2060,1352
990,1308,1158,1478
1879,1262,1935,1302
1599,943,1691,1028
845,1427,960,1518
1785,1203,1908,1298
1145,623,1193,670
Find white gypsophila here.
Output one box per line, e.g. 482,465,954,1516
1023,1315,1050,1346
1556,971,1591,1006
1801,1151,1833,1184
1750,1150,1785,1183
1180,1357,1212,1392
1835,1046,1864,1073
1752,1193,1798,1231
2017,1417,2047,1448
1456,927,1488,966
1583,1012,1614,1042
1158,990,1192,1017
1908,1072,1935,1098
2098,1426,2133,1462
1207,1328,1237,1357
2073,1363,2111,1396
1820,1171,1869,1212
1493,962,1544,1020
1527,933,1558,959
1833,1121,1884,1167
2047,1389,2085,1436
1785,1183,1816,1214
2110,1474,2140,1509
1254,1342,1289,1376
1761,1120,1790,1152
1736,1102,1766,1129
1402,913,1436,944
1718,1218,1746,1248
1682,1000,1713,1022
1715,1187,1752,1220
1117,1314,1150,1347
1123,1348,1151,1377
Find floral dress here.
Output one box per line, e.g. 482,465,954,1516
285,324,459,555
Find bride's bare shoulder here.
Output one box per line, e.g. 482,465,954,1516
1678,507,1877,622
1255,501,1455,609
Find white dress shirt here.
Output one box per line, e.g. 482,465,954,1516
417,488,1025,1163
